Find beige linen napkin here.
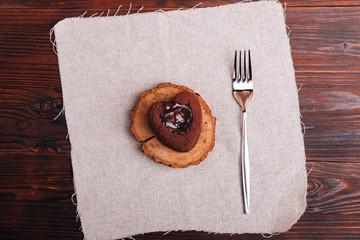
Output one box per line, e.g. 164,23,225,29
54,1,307,239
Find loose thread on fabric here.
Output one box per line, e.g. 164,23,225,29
262,233,273,238
163,230,172,235
298,85,304,136
121,237,136,240
66,132,69,139
79,11,87,18
262,232,281,238
283,5,291,37
114,5,122,16
156,2,202,15
284,16,291,36
277,0,291,37
137,6,144,13
49,27,58,56
53,107,65,120
297,84,303,92
155,9,175,19
300,121,306,135
127,3,132,15
75,0,259,21
299,76,306,138
285,24,291,32
240,0,253,3
71,193,77,205
76,212,80,222
307,168,313,177
50,24,85,73
192,2,203,9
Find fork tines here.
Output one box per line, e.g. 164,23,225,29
233,50,252,83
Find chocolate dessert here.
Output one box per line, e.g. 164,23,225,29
147,91,202,152
130,83,216,168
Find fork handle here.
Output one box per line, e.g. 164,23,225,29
241,110,250,214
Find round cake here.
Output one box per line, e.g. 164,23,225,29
130,83,216,168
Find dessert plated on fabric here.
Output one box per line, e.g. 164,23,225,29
147,90,202,152
131,83,216,168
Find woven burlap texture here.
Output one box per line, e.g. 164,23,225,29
54,1,307,239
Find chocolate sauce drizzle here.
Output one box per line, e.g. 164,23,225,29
160,101,192,135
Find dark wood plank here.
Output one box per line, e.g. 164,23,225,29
0,87,69,153
306,161,360,214
0,202,82,240
2,212,360,240
1,1,360,240
285,7,360,162
1,0,360,9
1,7,360,161
1,154,360,239
0,154,74,197
2,156,359,215
0,154,81,239
133,214,360,240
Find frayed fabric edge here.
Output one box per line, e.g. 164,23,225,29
50,1,306,239
122,228,290,240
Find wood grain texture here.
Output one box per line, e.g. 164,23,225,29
1,155,360,239
1,0,360,9
306,162,360,215
286,7,360,162
0,154,81,239
1,0,360,239
0,87,68,153
1,7,360,160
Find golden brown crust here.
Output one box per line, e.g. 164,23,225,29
130,83,216,168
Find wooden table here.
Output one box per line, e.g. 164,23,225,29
1,0,359,239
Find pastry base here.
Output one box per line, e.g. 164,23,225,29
130,83,216,168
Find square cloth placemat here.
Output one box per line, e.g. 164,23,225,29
54,1,307,239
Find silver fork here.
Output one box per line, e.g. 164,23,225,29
232,50,253,214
